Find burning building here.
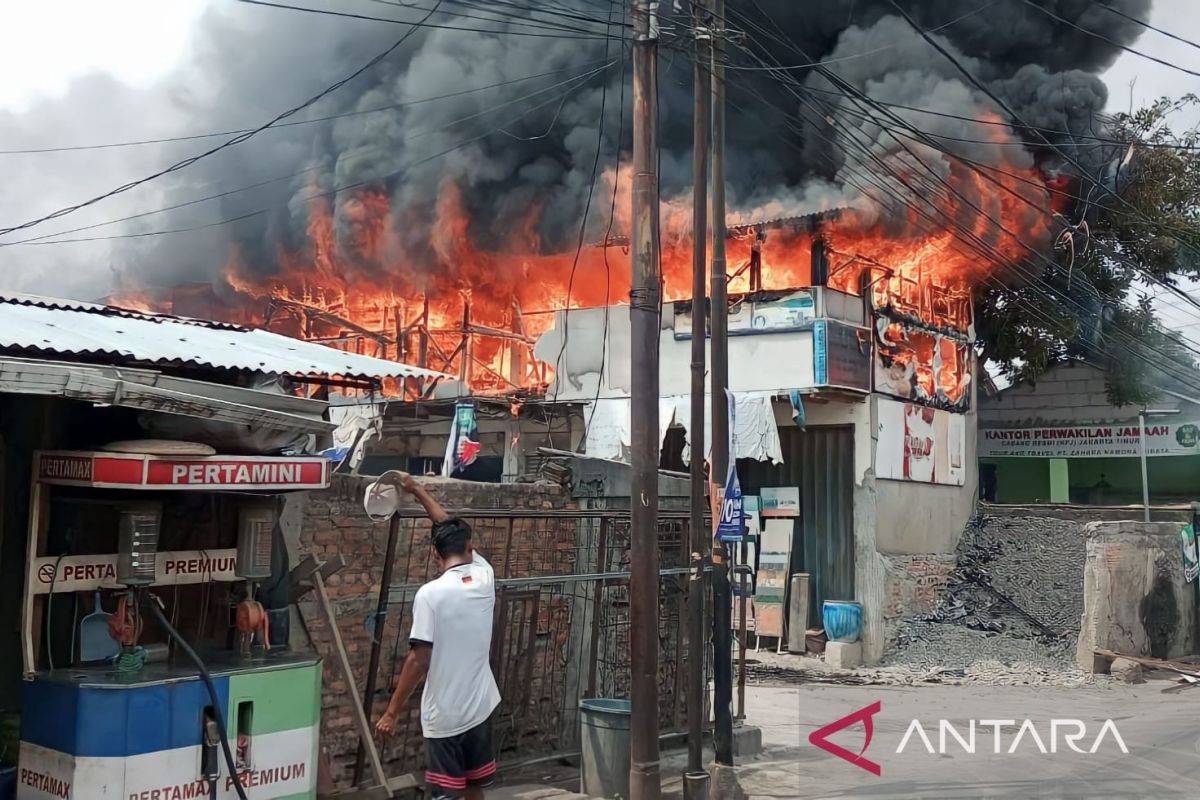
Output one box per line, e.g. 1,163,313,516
58,0,1153,662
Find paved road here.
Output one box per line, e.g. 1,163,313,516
739,681,1200,799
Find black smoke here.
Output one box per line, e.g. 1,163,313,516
0,0,1153,299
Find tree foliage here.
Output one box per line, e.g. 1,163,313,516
975,96,1200,406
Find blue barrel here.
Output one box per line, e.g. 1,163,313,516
823,601,863,643
580,699,631,799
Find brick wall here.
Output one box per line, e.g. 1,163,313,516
297,475,574,787
880,553,956,643
979,362,1191,427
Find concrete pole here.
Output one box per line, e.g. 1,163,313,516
686,0,712,794
709,0,735,770
630,2,662,798
1140,412,1150,523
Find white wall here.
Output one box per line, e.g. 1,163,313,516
534,303,815,402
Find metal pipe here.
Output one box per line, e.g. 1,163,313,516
630,1,663,797
1140,412,1150,523
352,514,401,786
687,0,712,784
736,539,748,720
709,0,734,769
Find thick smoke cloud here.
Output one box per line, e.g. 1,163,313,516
0,0,1152,300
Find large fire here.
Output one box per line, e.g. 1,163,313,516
113,146,1053,396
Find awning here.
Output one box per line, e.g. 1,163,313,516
0,356,333,433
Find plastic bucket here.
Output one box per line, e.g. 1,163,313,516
822,600,863,643
580,699,631,799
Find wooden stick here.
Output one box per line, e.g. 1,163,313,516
311,570,392,796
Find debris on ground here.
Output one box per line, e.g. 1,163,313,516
884,511,1086,674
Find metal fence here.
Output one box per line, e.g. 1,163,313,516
361,509,706,771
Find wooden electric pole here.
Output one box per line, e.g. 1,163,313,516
630,1,662,798
709,0,735,771
685,0,712,796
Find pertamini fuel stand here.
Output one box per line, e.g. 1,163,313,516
18,450,331,800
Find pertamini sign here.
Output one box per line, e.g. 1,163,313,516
36,451,331,490
980,422,1200,459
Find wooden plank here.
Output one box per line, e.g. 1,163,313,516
291,554,346,601
311,570,392,796
1094,649,1200,676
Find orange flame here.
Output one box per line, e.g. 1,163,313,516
111,142,1051,395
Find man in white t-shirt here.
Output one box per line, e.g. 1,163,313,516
374,473,501,799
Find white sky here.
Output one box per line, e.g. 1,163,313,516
0,0,209,111
2,0,1200,343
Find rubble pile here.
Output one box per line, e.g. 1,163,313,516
885,512,1086,673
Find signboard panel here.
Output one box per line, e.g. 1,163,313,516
30,549,239,594
761,487,800,518
876,399,966,486
674,290,815,339
979,422,1200,459
37,452,330,490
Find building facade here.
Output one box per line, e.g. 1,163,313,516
978,361,1200,506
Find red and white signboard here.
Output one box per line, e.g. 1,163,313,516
36,452,330,491
30,549,239,594
875,398,967,487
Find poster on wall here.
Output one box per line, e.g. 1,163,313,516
673,290,814,339
876,398,967,486
761,487,800,517
979,421,1200,459
753,519,793,641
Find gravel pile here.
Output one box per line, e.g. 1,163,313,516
884,512,1086,675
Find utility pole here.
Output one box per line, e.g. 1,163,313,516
709,0,735,771
630,2,662,799
685,0,711,797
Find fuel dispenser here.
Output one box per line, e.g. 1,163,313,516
17,450,331,800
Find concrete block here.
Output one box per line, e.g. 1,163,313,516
1110,658,1146,684
825,640,863,669
733,724,764,758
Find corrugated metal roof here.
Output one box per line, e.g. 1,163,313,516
0,293,446,382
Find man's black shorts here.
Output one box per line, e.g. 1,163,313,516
425,718,497,798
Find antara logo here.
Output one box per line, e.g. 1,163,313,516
810,703,1129,775
808,702,882,775
897,719,1129,755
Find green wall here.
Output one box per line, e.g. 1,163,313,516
984,455,1200,504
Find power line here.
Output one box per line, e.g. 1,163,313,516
0,61,607,155
1088,0,1200,55
0,0,446,238
550,0,618,432
880,0,1200,270
582,2,629,446
4,63,612,246
722,10,1200,382
1021,0,1200,79
235,0,618,39
2,62,617,247
720,0,999,72
361,0,621,37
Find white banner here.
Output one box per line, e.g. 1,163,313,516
980,422,1200,459
19,726,315,800
30,549,238,595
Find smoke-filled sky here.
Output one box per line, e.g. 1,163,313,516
0,0,1193,307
